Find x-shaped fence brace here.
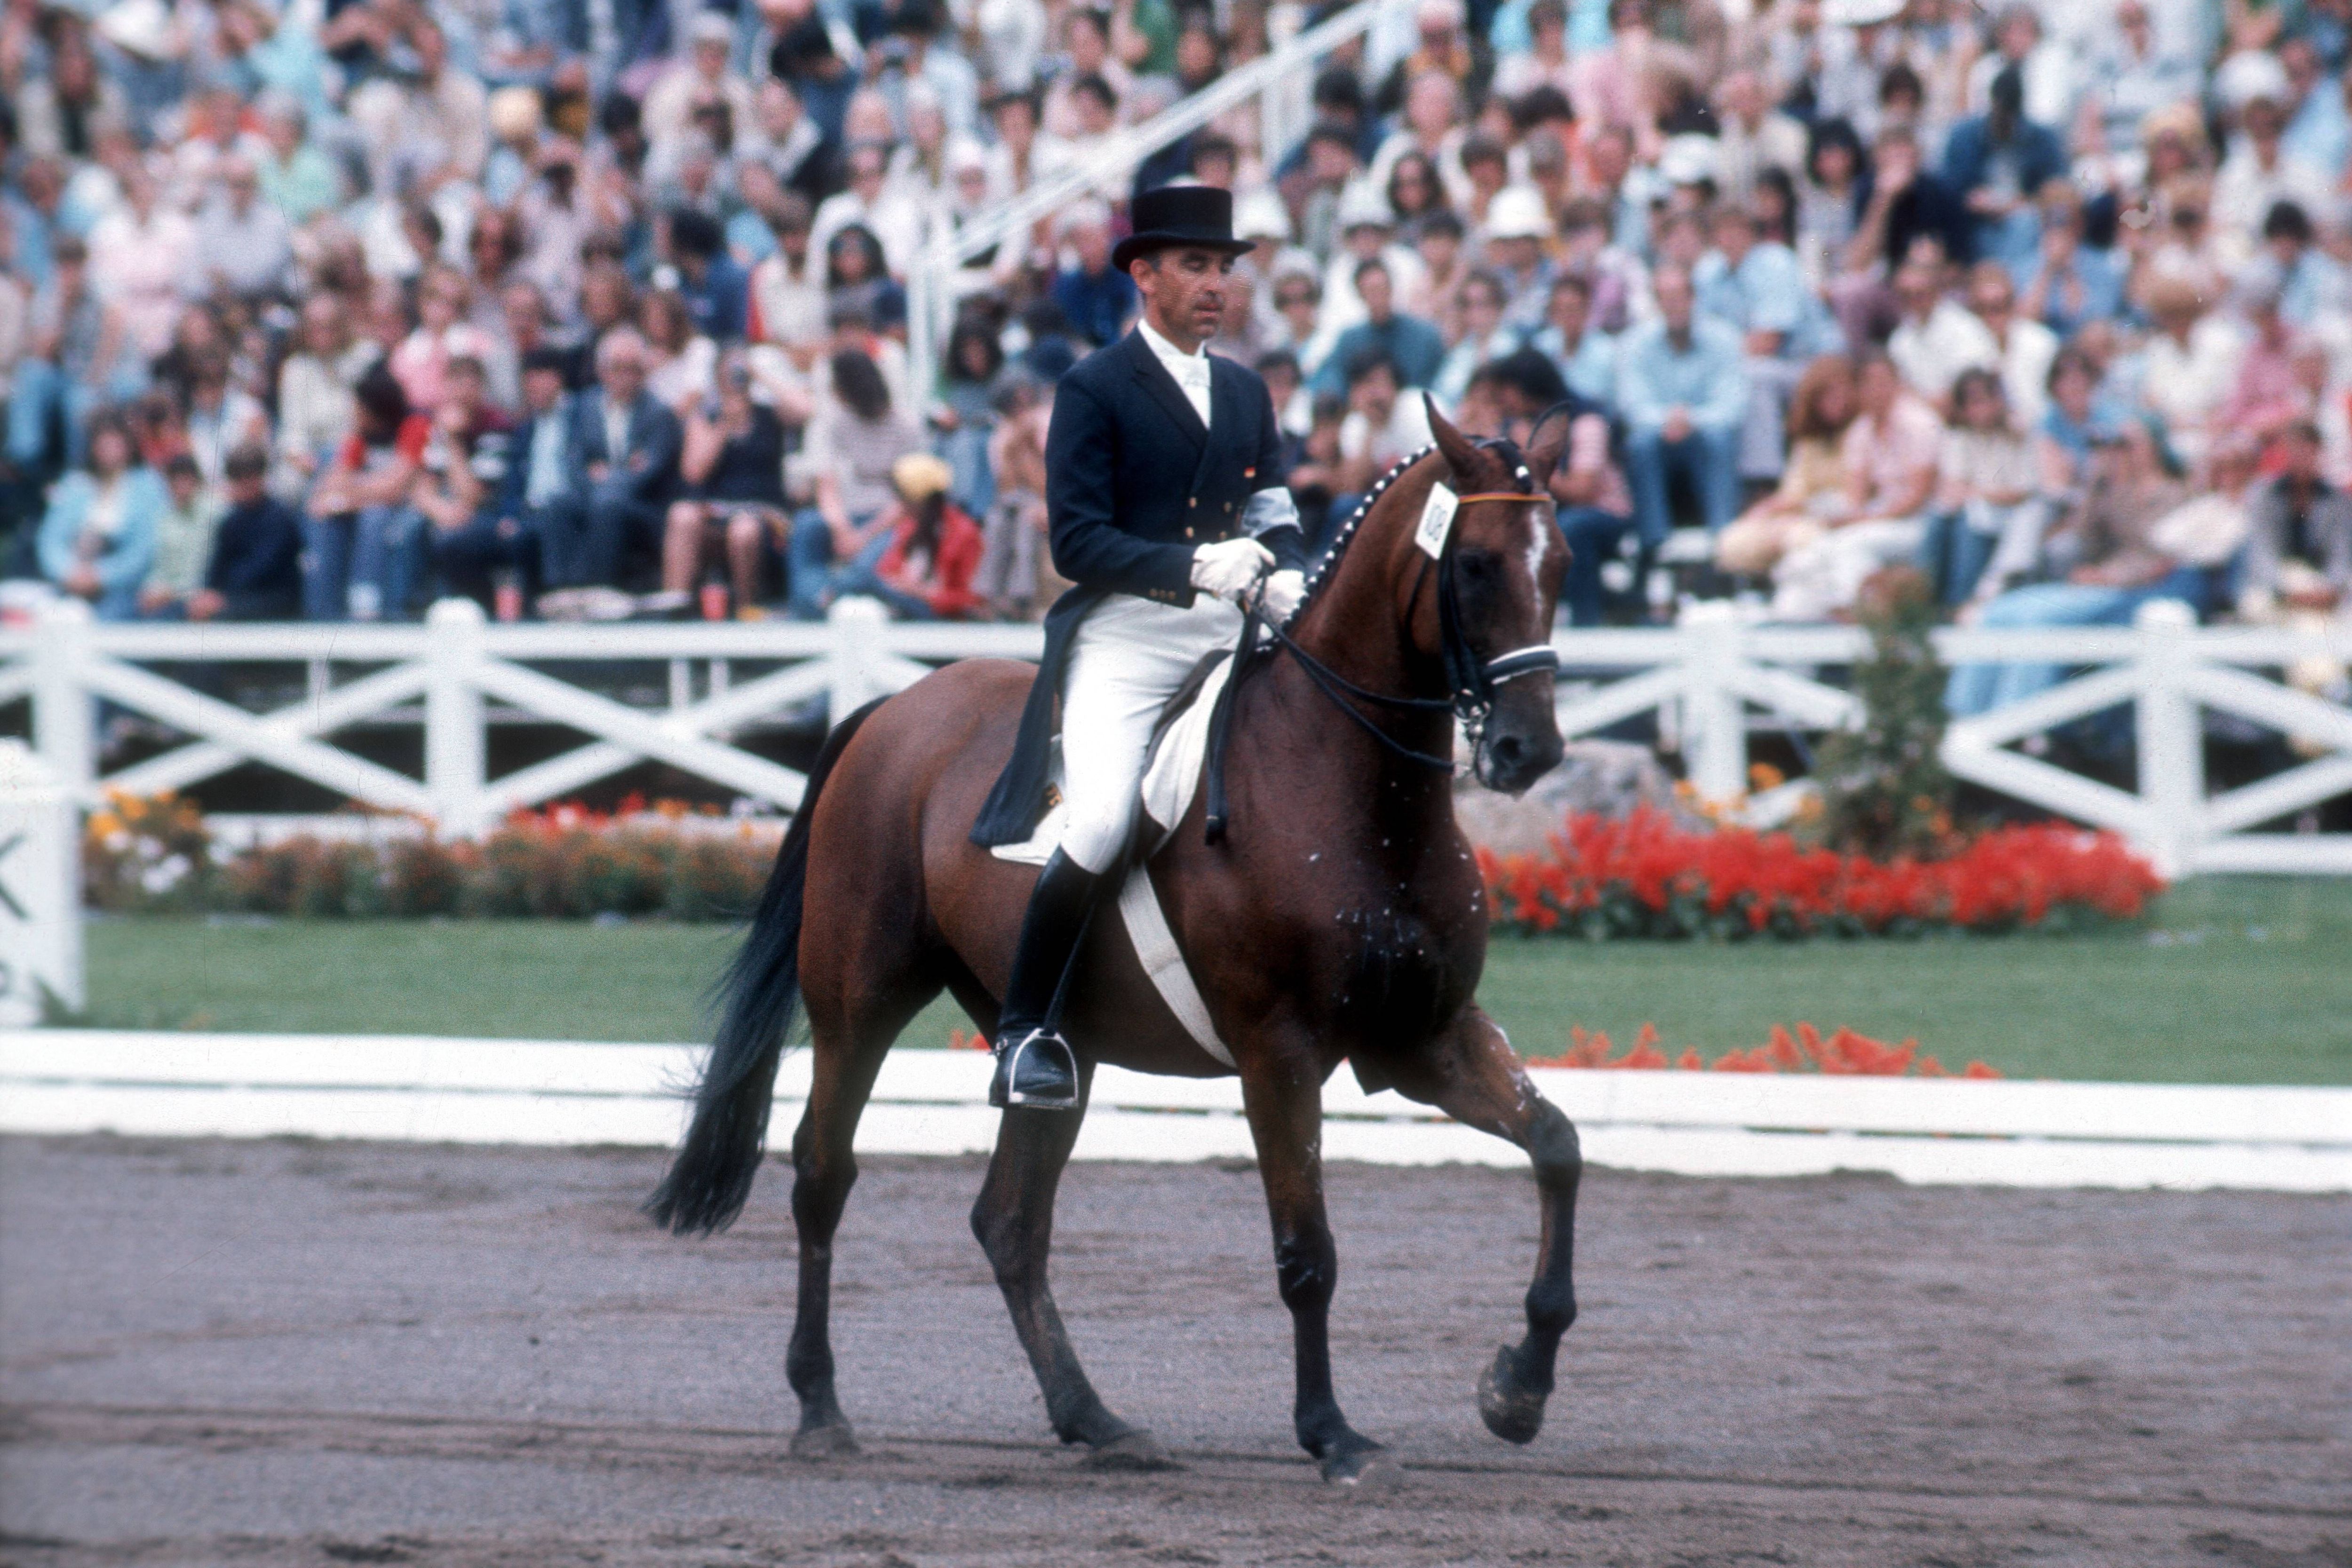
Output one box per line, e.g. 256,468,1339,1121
38,644,929,834
7,610,2352,872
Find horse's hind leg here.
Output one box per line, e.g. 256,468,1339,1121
970,1068,1174,1470
785,981,937,1459
1391,1007,1583,1446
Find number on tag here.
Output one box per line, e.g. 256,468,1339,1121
1415,483,1458,559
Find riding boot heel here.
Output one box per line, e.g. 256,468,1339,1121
989,850,1103,1113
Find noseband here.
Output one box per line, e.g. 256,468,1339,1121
1200,463,1560,840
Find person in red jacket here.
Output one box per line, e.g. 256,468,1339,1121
832,452,983,619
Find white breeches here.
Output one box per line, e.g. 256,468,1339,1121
1057,592,1244,873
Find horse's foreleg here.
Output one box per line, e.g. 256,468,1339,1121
1391,1007,1582,1445
969,1070,1174,1469
1240,1053,1388,1483
784,1033,889,1460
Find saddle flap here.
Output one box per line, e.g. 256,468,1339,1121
1138,651,1234,851
989,650,1232,868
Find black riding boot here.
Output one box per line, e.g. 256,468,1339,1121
990,849,1102,1111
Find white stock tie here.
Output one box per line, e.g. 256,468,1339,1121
1171,356,1210,426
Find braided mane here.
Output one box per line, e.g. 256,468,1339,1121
1283,435,1537,629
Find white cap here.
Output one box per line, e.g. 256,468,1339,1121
1657,133,1720,187
1821,0,1903,24
97,0,182,61
1335,179,1395,231
689,10,736,44
1234,186,1291,241
1484,185,1551,240
2216,48,2291,109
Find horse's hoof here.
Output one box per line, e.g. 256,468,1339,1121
1478,1345,1548,1446
1081,1429,1181,1472
788,1420,859,1461
1319,1442,1397,1487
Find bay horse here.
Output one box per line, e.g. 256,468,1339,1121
648,403,1584,1483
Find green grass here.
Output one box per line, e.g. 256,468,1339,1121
1478,876,2352,1085
79,876,2352,1084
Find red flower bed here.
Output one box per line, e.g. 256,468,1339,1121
1478,809,2163,940
1527,1021,2001,1078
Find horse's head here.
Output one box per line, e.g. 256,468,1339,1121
1424,398,1568,795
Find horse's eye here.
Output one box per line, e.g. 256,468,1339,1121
1457,550,1500,581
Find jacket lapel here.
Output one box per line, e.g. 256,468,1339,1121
1125,330,1208,454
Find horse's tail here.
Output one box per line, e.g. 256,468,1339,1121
645,696,887,1236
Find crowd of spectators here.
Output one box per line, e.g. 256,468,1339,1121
1,0,2350,715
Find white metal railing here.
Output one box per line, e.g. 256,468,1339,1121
4,596,2352,874
905,0,1411,388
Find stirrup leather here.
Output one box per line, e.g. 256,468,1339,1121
989,1026,1081,1111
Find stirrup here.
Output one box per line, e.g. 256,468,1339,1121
989,1026,1081,1111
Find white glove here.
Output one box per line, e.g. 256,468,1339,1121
1189,536,1276,603
1255,568,1305,624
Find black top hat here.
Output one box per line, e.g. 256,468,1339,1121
1112,184,1257,273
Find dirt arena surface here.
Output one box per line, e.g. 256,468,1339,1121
1,1133,2347,1568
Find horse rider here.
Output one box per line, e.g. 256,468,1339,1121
969,184,1312,1111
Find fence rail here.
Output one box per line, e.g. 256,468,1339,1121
7,1030,2347,1190
5,596,2352,874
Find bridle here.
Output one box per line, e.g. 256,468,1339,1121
1433,488,1569,710
1201,455,1561,841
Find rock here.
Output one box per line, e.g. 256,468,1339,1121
1454,740,1693,855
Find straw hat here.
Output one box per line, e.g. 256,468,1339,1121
891,452,954,502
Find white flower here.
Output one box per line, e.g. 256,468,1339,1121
139,853,192,894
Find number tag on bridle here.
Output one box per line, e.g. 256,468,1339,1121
1414,483,1458,559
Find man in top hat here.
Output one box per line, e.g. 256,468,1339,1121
970,183,1311,1111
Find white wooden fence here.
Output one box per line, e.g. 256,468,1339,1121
5,1029,2346,1191
3,595,2351,874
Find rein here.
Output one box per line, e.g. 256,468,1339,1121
1200,465,1562,842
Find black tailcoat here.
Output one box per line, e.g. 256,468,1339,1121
970,330,1307,846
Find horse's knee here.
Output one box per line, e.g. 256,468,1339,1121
1274,1233,1335,1314
1526,1099,1582,1190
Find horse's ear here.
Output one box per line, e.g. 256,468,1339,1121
1525,405,1572,491
1426,394,1481,480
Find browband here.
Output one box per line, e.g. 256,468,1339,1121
1451,491,1552,505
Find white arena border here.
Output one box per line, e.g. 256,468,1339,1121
3,1030,2348,1193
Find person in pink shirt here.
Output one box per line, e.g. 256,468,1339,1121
1769,352,1942,620
2220,279,2311,452
387,266,497,418
87,163,195,362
